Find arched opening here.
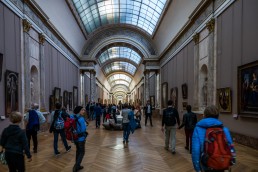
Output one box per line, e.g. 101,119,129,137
30,65,39,105
200,64,208,108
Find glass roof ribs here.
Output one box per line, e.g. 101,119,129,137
98,46,141,65
103,61,136,76
108,74,132,83
72,0,167,35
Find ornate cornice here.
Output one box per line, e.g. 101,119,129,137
193,33,199,44
89,69,96,75
39,33,45,44
22,19,31,32
206,18,215,33
143,70,150,75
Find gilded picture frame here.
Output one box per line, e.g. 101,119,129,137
5,70,19,117
170,87,178,109
162,82,168,108
182,83,188,99
238,60,258,116
217,87,232,113
73,86,78,108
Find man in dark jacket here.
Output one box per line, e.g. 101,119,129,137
161,100,180,154
178,105,197,154
144,100,153,126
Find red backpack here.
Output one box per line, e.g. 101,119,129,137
64,116,80,142
201,127,233,170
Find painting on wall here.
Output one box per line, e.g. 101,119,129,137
49,95,55,112
63,91,68,109
54,87,61,104
150,96,155,109
85,94,88,106
238,60,258,116
182,102,188,110
0,54,3,82
217,87,232,113
162,82,168,108
5,70,19,117
170,87,178,109
73,86,78,108
182,83,188,99
69,92,72,111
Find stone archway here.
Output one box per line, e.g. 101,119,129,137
30,65,39,105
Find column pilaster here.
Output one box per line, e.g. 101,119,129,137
23,19,32,110
90,70,96,102
39,33,46,111
144,70,150,105
206,18,216,106
193,32,200,110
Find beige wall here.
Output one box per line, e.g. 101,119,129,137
216,0,258,138
154,0,201,54
0,2,22,131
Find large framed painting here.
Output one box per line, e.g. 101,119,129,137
5,70,19,117
54,87,61,104
0,54,3,82
63,90,68,109
238,60,258,116
150,95,155,109
49,95,55,112
69,92,72,111
73,86,78,108
85,94,88,106
217,87,232,113
182,83,188,99
162,82,168,108
170,87,178,109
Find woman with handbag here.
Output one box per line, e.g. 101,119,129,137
0,111,32,172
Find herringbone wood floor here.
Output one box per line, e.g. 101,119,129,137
1,117,258,172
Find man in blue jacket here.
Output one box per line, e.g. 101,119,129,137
192,105,235,172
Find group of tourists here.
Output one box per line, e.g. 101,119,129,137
0,99,236,172
0,103,88,172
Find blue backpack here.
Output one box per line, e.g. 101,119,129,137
54,111,65,130
26,110,40,131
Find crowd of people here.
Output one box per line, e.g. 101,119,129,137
0,100,236,172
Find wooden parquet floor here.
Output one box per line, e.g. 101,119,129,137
1,117,258,172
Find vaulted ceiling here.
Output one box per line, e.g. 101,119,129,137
70,0,169,96
34,0,202,99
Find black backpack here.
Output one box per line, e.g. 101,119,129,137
164,108,176,126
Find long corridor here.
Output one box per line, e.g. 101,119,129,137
1,117,258,172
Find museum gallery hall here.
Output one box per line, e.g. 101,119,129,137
0,0,258,171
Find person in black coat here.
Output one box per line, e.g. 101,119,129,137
144,100,153,126
0,111,32,172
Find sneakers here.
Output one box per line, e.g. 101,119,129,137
164,147,169,151
66,146,72,152
55,152,61,156
185,146,189,150
172,151,176,154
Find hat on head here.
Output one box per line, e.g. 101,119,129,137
73,106,83,114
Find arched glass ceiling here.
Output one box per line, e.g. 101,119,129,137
98,46,141,65
103,61,136,75
108,74,132,83
110,80,129,87
72,0,167,35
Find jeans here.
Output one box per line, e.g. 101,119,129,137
165,125,177,152
145,113,153,126
185,129,194,151
26,129,38,151
5,152,25,172
74,141,85,169
122,123,130,141
53,129,69,154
